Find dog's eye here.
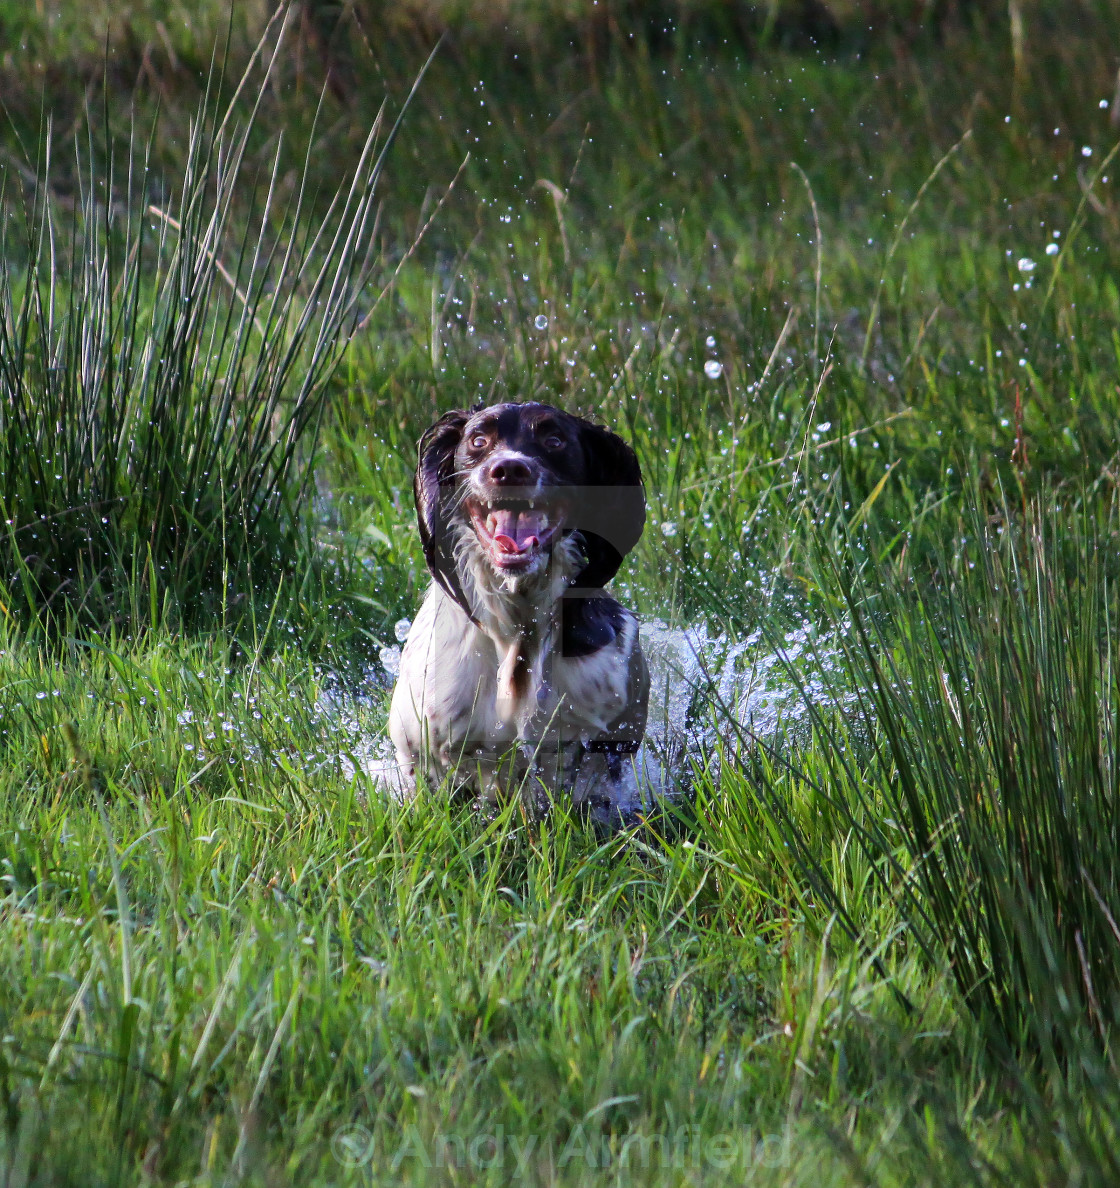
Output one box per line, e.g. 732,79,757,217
542,434,565,450
468,433,489,450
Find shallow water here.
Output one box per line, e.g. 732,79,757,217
318,613,850,813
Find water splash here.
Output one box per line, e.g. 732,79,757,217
640,617,849,752
316,611,852,817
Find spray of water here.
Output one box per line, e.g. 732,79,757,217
315,605,852,820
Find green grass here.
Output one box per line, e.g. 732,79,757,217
0,19,405,638
0,624,1052,1184
3,1,1120,1183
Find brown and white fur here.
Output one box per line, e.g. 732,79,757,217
388,402,649,820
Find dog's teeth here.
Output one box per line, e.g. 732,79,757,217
529,499,535,510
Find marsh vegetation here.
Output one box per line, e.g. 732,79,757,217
2,2,1120,1182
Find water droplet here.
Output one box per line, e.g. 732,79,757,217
1082,145,1093,157
393,619,411,643
379,647,401,677
661,521,679,537
705,335,716,348
1045,243,1059,256
703,360,723,380
534,314,548,330
1017,257,1036,273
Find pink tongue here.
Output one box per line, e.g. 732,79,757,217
491,508,546,553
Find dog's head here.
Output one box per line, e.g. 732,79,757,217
414,402,645,618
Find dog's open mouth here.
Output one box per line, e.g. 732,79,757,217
467,496,567,571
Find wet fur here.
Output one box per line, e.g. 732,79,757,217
389,403,649,815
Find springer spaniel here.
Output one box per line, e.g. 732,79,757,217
388,401,649,820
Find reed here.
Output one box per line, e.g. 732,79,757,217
0,16,398,635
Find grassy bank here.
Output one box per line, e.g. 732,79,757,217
3,2,1120,1183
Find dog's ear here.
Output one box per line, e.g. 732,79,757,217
414,409,476,621
571,422,646,591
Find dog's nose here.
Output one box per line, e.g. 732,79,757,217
485,455,534,486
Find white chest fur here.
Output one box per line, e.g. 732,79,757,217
388,582,644,793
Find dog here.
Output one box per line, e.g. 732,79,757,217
388,401,650,820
